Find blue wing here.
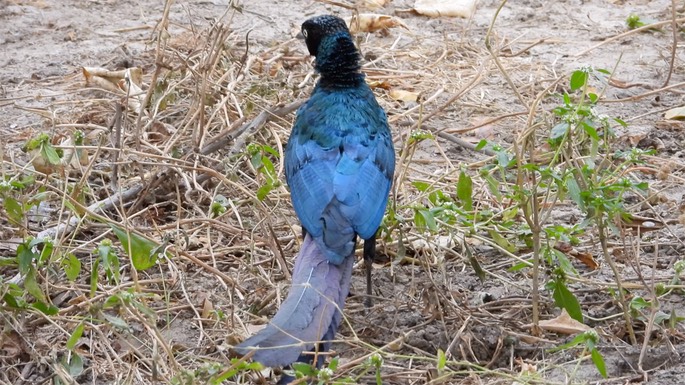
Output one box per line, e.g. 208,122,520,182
285,84,395,264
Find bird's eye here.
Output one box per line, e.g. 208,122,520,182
302,29,308,38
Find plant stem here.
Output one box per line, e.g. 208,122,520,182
597,220,637,345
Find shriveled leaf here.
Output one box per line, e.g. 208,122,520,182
360,0,391,10
348,14,408,33
82,66,143,94
621,214,665,233
538,309,590,334
570,250,599,270
414,0,476,18
389,89,419,102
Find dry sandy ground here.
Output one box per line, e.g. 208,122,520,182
2,0,685,384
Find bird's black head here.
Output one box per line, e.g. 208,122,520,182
300,15,362,87
301,15,350,58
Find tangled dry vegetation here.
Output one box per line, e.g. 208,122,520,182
2,1,685,385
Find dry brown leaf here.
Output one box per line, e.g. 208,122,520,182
368,80,392,90
360,0,391,10
621,215,666,233
570,250,599,270
118,68,146,113
621,132,646,146
538,309,590,335
348,14,408,34
82,66,143,94
0,330,27,359
655,119,685,131
554,242,599,269
414,0,476,18
389,89,419,102
665,106,685,120
201,297,214,320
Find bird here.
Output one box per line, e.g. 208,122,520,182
234,14,395,381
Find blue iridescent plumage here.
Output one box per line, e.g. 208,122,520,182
235,15,395,382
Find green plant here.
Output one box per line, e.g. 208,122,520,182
246,143,281,201
549,329,607,378
507,66,652,343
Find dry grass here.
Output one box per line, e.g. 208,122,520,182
2,1,685,385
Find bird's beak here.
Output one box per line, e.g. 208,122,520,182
296,31,305,40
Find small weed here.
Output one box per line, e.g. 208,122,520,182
246,143,281,201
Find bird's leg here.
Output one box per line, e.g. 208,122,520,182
363,237,376,307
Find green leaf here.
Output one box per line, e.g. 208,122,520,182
62,253,81,281
24,268,47,303
103,313,130,330
328,357,339,371
437,349,446,372
211,369,239,384
31,301,58,315
90,259,99,297
457,171,473,211
482,173,501,200
581,121,600,141
496,150,512,168
509,260,533,271
591,348,607,377
551,122,570,141
256,184,272,201
412,181,430,192
487,229,518,254
4,196,23,223
565,178,584,211
415,209,438,232
475,139,488,151
550,248,578,276
103,294,121,309
17,242,36,274
570,70,588,91
3,291,21,308
41,143,62,165
38,241,54,265
109,224,159,271
262,145,279,158
97,242,120,284
548,333,586,352
552,279,583,322
66,323,85,350
291,362,315,376
66,352,84,377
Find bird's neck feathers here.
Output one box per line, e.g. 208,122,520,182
315,33,364,88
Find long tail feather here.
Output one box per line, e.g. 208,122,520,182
234,233,354,367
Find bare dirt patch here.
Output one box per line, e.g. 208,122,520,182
2,0,685,384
